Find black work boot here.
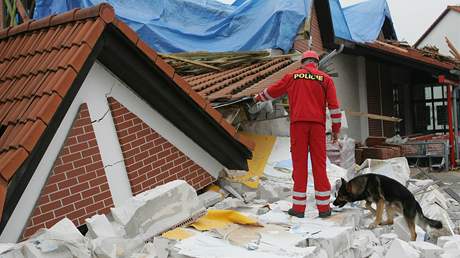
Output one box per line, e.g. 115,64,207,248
318,209,332,218
288,208,305,218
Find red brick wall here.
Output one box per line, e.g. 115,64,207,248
22,104,114,238
107,97,215,195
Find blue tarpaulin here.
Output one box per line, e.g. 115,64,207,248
330,0,396,42
34,0,311,53
343,0,395,42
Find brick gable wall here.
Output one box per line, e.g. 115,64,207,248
22,104,114,238
107,97,215,195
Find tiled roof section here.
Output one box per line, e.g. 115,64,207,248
448,5,460,13
0,3,254,222
185,57,295,101
0,4,114,220
363,41,456,70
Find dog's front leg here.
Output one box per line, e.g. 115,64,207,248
369,199,384,229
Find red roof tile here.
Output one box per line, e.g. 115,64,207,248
185,57,296,101
0,3,254,221
363,41,456,70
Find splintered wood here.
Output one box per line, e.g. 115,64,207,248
160,51,299,75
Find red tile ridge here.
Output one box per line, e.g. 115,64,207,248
0,3,115,40
236,133,256,151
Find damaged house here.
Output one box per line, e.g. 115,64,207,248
0,4,253,242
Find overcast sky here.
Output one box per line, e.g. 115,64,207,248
341,0,460,44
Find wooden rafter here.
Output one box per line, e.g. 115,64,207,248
15,0,28,21
446,37,460,60
0,0,4,28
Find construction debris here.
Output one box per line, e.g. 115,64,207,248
2,146,460,258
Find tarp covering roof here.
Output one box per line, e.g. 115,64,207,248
34,0,311,53
331,0,396,43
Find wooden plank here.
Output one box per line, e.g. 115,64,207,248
0,0,4,28
160,54,222,71
346,110,402,122
15,0,29,21
446,37,460,59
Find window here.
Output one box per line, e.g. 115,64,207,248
412,85,448,133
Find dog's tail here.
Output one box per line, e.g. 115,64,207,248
416,202,443,229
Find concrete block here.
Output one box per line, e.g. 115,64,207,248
379,233,399,251
210,197,246,210
351,230,379,258
85,214,118,239
22,242,73,258
111,180,205,239
437,235,460,248
92,237,144,258
257,180,291,203
384,239,420,258
242,192,257,203
0,248,25,258
198,191,223,208
409,241,443,258
291,222,353,258
394,216,425,242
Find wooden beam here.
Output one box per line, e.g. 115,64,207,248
15,0,28,21
446,36,460,60
159,54,222,71
0,0,4,28
4,0,17,26
345,110,402,122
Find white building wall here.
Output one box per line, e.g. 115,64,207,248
417,10,460,56
332,54,367,142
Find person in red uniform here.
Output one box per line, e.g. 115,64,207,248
254,50,341,218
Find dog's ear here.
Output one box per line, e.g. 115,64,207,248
340,178,347,187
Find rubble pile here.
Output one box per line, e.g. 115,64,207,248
1,143,460,258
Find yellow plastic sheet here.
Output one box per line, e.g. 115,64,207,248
230,133,276,188
161,227,194,240
190,210,260,231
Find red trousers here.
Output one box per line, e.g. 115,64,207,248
290,122,331,213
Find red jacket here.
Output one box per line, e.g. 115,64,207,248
255,63,341,133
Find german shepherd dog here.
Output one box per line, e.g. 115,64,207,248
333,173,442,241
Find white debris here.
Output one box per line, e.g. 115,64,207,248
393,216,426,242
91,237,144,258
242,192,257,203
22,242,73,258
356,157,410,186
175,233,320,258
290,220,353,258
198,191,224,208
437,235,460,247
384,239,420,258
379,233,399,251
111,180,205,240
409,241,443,258
351,230,381,258
85,214,118,239
210,197,246,210
257,179,292,203
441,239,460,258
258,210,291,226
